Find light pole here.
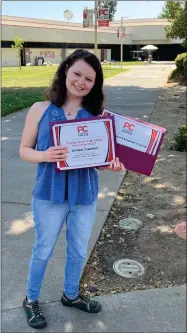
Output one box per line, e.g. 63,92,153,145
120,16,126,68
94,0,98,56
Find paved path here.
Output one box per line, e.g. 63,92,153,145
3,63,183,333
103,64,173,119
2,286,186,332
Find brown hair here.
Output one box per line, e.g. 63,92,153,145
47,49,104,116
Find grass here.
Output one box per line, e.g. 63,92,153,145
2,66,128,117
103,67,128,79
102,61,144,67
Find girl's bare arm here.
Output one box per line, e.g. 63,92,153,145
19,102,68,164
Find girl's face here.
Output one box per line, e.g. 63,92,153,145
66,60,96,98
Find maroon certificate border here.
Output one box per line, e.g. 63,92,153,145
50,116,117,171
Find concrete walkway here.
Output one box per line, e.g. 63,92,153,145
2,286,186,332
2,63,184,333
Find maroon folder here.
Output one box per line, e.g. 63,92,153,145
103,110,166,176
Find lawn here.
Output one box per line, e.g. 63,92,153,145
2,66,128,117
102,61,144,67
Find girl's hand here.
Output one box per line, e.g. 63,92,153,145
98,157,125,172
43,146,68,163
108,157,125,172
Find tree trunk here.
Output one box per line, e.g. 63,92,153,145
19,50,21,70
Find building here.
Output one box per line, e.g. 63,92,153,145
2,15,185,67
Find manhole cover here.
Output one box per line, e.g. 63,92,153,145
119,218,143,231
113,259,145,278
175,222,186,240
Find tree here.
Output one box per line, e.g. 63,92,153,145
158,1,181,19
158,1,187,46
97,0,118,21
11,37,24,70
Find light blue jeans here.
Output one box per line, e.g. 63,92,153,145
27,197,97,300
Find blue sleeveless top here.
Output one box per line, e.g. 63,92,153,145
32,104,99,207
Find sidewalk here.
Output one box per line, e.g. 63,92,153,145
108,61,175,69
2,285,186,332
2,64,184,333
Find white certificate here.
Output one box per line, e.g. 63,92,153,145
103,110,163,156
51,117,116,170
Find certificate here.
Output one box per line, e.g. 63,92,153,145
103,110,166,176
51,116,116,171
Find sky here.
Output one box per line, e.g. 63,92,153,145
2,1,165,22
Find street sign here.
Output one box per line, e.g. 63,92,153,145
117,27,126,38
98,20,109,27
98,8,109,20
83,8,93,27
98,7,109,27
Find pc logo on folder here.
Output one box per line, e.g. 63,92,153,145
122,122,135,134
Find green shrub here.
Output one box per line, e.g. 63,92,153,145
175,52,187,71
169,125,187,152
168,68,181,81
183,54,187,79
168,53,187,83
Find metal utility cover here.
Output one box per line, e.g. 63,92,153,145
113,259,145,278
119,218,143,231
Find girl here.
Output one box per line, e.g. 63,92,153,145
20,49,125,329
